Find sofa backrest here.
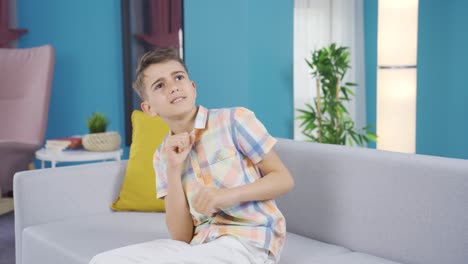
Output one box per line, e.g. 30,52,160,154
274,138,468,264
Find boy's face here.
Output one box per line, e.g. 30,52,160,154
140,60,197,120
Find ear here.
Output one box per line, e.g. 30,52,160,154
141,101,158,117
191,81,197,97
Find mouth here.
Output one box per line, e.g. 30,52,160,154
170,96,186,104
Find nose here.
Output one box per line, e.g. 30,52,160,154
169,86,179,94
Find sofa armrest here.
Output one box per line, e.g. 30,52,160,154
14,160,127,227
13,160,127,263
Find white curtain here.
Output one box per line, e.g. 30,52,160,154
293,0,366,142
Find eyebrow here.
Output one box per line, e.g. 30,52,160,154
151,71,187,88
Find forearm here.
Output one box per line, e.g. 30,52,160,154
192,150,294,216
231,170,294,204
165,169,194,243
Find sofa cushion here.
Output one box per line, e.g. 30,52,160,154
111,110,169,212
22,212,169,264
279,232,350,263
20,211,401,264
309,252,402,264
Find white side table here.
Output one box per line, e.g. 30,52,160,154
35,148,123,169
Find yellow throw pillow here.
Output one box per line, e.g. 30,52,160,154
111,110,169,211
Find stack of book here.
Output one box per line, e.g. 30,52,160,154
45,137,83,151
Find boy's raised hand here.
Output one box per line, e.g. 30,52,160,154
166,132,195,169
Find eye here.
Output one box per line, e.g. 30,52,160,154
153,83,164,90
175,74,185,81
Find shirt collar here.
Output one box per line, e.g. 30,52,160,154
168,105,208,136
194,105,208,130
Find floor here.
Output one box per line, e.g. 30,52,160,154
0,211,15,264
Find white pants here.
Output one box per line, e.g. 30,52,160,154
89,236,276,264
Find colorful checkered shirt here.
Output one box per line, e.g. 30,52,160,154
153,106,286,258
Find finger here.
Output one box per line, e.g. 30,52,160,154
177,141,184,153
183,136,189,149
166,144,175,152
180,132,189,143
166,137,180,149
168,133,186,144
189,131,196,145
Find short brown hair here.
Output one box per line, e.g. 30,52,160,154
133,48,188,100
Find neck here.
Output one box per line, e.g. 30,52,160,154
166,106,199,134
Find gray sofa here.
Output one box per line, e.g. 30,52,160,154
14,138,468,264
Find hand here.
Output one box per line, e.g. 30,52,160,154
193,187,237,216
166,132,195,170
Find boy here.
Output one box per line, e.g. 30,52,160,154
91,49,294,264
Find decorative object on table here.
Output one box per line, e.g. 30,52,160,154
45,137,82,151
82,112,121,151
296,43,377,146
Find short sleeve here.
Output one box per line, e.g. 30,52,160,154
233,107,277,164
153,147,168,199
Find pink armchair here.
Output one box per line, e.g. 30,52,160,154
0,45,54,196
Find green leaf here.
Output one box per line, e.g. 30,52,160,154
297,109,313,115
299,118,311,128
87,112,109,133
305,58,314,69
348,132,359,146
338,102,349,114
305,122,317,132
343,87,355,96
366,132,378,142
362,135,370,144
357,134,364,146
341,87,349,100
295,114,306,120
306,103,316,112
303,132,317,142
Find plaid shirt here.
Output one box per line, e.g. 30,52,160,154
153,106,286,258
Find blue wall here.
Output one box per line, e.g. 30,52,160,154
18,0,468,159
17,0,127,159
364,0,378,149
416,0,468,159
364,0,468,159
17,1,294,164
184,0,294,138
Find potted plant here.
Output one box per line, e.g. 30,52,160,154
82,112,121,151
297,43,376,146
87,112,109,134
